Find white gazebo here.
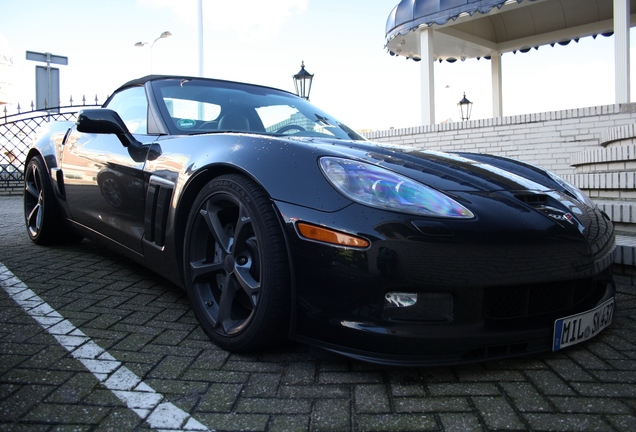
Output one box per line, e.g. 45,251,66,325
385,0,634,125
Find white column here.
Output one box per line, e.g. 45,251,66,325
614,0,630,104
419,28,436,125
491,51,503,117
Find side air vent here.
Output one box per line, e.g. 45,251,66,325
145,175,175,247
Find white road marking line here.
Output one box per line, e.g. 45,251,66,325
0,263,211,431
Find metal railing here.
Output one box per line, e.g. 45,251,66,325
1,97,102,191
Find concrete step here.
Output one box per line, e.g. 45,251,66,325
616,233,636,266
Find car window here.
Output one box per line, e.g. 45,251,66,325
104,87,149,134
164,98,221,130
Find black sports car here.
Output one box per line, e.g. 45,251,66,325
24,75,616,365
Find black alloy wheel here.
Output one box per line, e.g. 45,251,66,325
184,174,291,352
24,155,80,245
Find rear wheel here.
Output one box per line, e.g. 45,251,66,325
183,174,291,352
24,155,81,245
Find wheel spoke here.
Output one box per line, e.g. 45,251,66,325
25,179,40,199
230,205,260,305
216,273,239,332
234,266,260,307
230,204,251,254
201,200,232,254
189,259,224,281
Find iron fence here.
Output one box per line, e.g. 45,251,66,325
1,97,102,193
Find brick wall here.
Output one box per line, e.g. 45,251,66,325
0,178,22,196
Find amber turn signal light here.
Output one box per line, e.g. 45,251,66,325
297,222,370,248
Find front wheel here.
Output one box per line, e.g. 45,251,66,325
183,174,291,352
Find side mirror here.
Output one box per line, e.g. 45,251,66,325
76,109,140,148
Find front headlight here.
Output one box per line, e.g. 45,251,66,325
319,157,474,218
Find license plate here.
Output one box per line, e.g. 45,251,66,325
553,298,614,351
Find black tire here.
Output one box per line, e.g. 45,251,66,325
183,174,291,352
24,155,81,245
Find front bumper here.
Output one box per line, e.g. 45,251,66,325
274,191,616,366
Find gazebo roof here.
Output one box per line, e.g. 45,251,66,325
385,0,628,62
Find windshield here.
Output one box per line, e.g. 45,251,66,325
151,78,365,141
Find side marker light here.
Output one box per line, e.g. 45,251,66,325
297,222,370,248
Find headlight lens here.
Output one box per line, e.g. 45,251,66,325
320,157,474,218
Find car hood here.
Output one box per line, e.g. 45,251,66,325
294,137,551,194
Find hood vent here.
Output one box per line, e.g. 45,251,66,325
515,193,547,206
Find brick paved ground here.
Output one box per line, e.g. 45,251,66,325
0,194,635,431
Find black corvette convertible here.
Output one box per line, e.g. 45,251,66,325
24,75,615,365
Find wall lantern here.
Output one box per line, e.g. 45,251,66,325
293,61,314,100
457,92,473,121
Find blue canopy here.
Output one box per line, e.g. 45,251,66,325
386,0,534,37
385,0,618,61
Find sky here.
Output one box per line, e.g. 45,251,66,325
0,0,631,131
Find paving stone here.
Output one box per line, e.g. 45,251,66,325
354,384,391,414
224,360,286,373
268,414,310,432
438,413,482,432
549,396,631,414
197,383,243,412
144,378,209,397
281,361,316,385
244,373,282,397
393,396,471,413
1,368,74,386
237,398,311,415
455,368,525,382
278,384,349,399
180,369,249,383
91,407,145,431
189,349,231,371
523,413,613,431
472,396,526,430
571,382,636,398
23,402,111,425
317,371,383,385
524,369,577,396
310,399,350,431
196,413,269,431
146,355,194,379
428,383,500,397
607,414,636,431
500,382,552,412
355,413,437,432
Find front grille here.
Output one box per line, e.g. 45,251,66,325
483,278,602,322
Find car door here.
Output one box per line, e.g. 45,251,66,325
61,86,152,255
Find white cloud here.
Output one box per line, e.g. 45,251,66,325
138,0,309,39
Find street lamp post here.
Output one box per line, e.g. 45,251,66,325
135,31,172,73
293,61,314,100
457,92,473,121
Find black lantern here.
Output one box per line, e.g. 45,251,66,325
457,92,473,121
293,61,314,100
